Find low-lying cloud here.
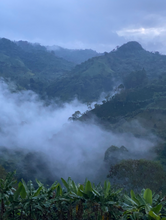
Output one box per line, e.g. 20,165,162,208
0,79,157,184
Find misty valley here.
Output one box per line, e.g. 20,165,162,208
1,38,166,219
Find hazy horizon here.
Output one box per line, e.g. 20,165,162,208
1,0,166,53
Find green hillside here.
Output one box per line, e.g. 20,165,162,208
1,38,166,103
0,38,75,94
46,41,166,101
84,73,166,137
79,74,166,170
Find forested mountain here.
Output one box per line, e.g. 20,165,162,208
86,76,166,137
46,41,166,101
0,38,75,94
1,38,166,102
2,38,166,194
80,74,166,170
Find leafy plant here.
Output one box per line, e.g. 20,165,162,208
122,188,166,220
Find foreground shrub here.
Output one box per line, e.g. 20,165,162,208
0,171,166,219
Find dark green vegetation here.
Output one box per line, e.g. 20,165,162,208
0,38,102,99
46,41,166,101
1,171,166,220
2,38,166,219
80,73,166,175
0,147,56,186
83,73,166,141
2,38,166,101
0,38,75,95
108,159,166,193
47,45,102,64
104,146,166,193
1,145,165,195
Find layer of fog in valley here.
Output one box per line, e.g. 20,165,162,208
0,79,158,184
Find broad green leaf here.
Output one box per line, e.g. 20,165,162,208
84,178,88,187
144,188,152,205
151,204,162,214
104,180,110,198
135,194,146,206
14,182,23,200
130,190,135,200
92,189,100,197
50,181,58,191
36,179,43,188
70,191,81,199
79,190,89,199
148,211,160,220
124,194,139,206
77,185,83,196
67,177,72,189
161,218,166,220
72,180,78,194
20,183,27,199
85,180,92,195
33,186,43,197
145,203,152,214
56,184,62,196
21,179,29,195
129,191,144,206
61,178,69,191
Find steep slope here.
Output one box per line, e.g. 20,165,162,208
46,41,166,101
82,74,166,140
80,75,166,169
1,39,166,102
0,38,75,93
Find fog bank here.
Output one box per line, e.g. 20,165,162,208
0,79,157,183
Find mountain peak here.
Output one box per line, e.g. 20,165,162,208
118,41,144,52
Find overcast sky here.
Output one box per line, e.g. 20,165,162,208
1,0,166,52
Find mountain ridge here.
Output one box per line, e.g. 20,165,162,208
46,41,166,101
1,38,166,102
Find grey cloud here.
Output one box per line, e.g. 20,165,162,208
0,0,166,52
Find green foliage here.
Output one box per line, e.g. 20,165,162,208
122,188,166,220
104,145,128,165
0,38,75,96
1,171,166,219
44,41,166,101
86,75,166,143
108,159,166,193
0,147,56,186
123,69,147,89
2,38,166,102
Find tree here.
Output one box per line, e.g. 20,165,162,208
108,159,166,193
104,145,128,166
68,111,82,121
